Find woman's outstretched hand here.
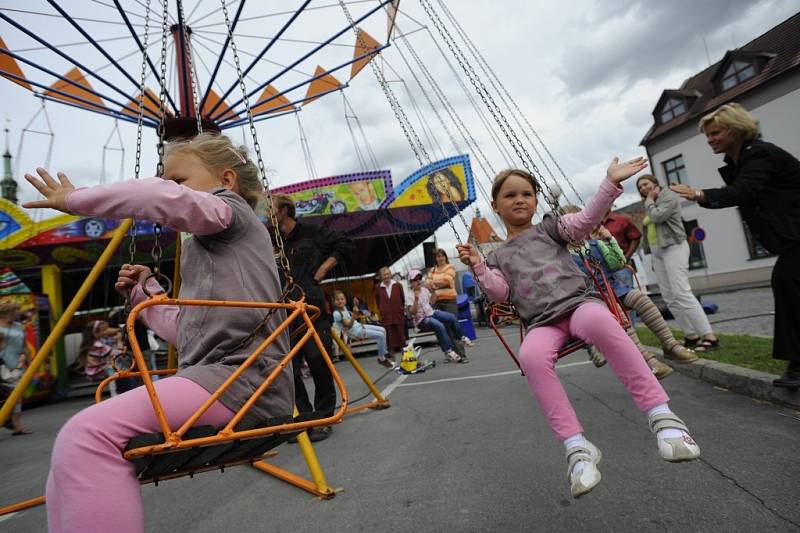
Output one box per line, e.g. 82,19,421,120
456,243,480,267
22,168,76,213
115,264,152,297
606,156,649,185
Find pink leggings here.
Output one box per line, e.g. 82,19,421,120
46,377,234,533
520,301,669,441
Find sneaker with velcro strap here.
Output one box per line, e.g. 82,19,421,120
649,413,700,462
565,440,602,498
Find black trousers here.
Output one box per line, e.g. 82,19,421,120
292,314,337,417
772,243,800,362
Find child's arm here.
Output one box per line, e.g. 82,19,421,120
558,157,648,242
472,262,510,303
456,243,509,302
129,277,179,346
558,179,622,242
24,170,232,236
115,264,178,345
339,311,355,329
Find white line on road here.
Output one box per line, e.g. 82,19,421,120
380,373,408,397
396,360,593,387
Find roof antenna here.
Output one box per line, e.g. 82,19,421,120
702,36,712,67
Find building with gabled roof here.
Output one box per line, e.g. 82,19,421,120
639,12,800,290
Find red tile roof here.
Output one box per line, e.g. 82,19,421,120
469,217,503,244
642,12,800,144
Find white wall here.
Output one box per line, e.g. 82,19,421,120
643,80,800,287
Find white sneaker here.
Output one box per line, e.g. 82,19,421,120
444,350,461,363
566,439,602,498
461,336,475,347
649,413,700,462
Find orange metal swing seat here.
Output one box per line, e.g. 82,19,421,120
94,293,348,493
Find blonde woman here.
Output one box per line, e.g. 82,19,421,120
671,102,800,388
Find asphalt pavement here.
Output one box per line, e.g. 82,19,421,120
1,325,799,532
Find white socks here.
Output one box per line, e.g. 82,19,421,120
647,404,683,439
563,434,587,475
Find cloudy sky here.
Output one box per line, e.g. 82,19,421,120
1,0,798,270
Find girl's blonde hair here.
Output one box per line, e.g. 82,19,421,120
491,168,539,201
164,132,263,209
698,102,759,141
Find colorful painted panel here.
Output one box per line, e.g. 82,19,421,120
269,170,393,216
390,155,475,208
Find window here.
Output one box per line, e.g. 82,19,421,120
721,59,756,90
659,97,687,123
683,219,707,269
662,155,687,185
739,210,774,259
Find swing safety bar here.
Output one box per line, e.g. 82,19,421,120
98,295,349,458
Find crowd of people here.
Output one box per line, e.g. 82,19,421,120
3,98,796,529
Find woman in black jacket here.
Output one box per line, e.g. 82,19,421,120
671,103,800,388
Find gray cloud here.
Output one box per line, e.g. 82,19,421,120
557,0,782,96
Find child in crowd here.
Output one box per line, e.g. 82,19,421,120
0,301,31,435
405,269,471,363
457,159,700,499
562,208,697,378
24,132,293,532
331,290,393,368
78,320,123,393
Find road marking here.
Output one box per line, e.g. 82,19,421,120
380,373,408,397
0,513,17,523
397,360,593,387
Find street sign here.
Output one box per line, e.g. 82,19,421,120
691,227,706,242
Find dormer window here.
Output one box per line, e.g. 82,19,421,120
660,97,686,123
721,59,756,90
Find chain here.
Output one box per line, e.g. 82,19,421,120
395,28,505,243
156,0,169,177
435,0,583,206
175,0,203,135
419,0,581,246
220,0,292,285
116,0,155,369
338,1,473,254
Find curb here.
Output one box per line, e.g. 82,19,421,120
648,347,800,411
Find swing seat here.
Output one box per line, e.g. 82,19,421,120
96,294,350,485
125,412,324,484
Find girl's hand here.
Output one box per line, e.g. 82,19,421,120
456,243,480,266
115,264,152,296
605,156,648,185
22,168,77,213
647,186,660,201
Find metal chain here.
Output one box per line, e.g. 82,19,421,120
116,0,155,369
395,28,507,239
419,0,580,246
219,0,292,285
156,0,170,177
435,0,583,205
337,0,471,253
419,0,553,204
175,0,203,134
